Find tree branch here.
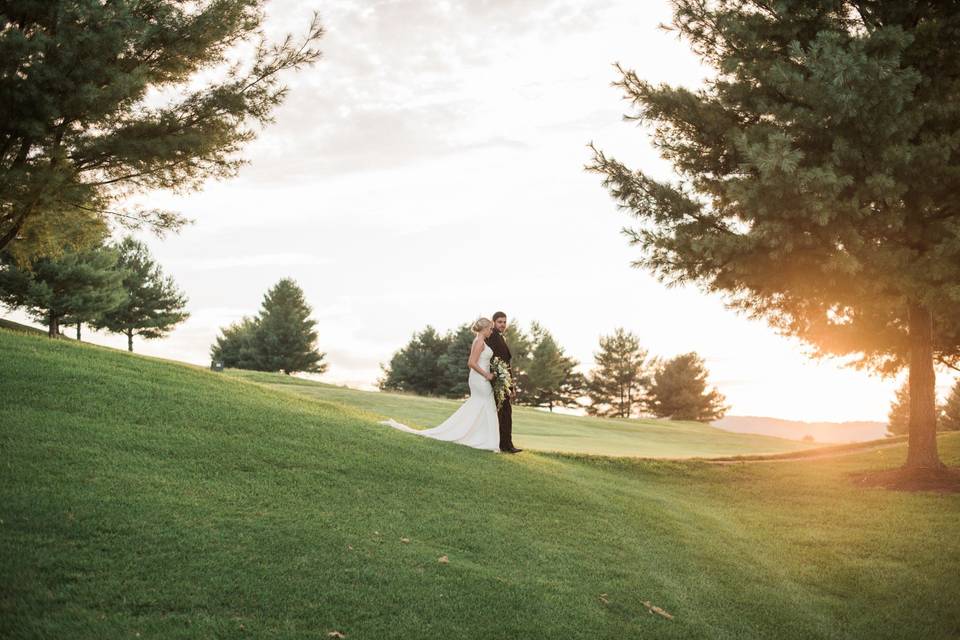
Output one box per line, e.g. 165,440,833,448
62,201,169,231
937,356,960,373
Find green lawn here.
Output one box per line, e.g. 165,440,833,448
225,369,821,458
2,328,959,639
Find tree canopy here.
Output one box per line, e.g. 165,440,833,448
645,353,728,423
0,243,126,337
211,316,261,371
92,236,188,351
0,1,324,263
379,326,451,396
522,323,584,412
252,278,327,375
210,278,326,375
587,328,653,418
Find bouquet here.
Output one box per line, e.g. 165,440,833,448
489,356,513,411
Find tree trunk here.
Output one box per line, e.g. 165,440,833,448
905,302,942,469
127,329,133,352
48,312,59,338
76,323,81,341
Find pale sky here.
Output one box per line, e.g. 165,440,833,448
7,0,956,421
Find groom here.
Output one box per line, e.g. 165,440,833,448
486,311,522,454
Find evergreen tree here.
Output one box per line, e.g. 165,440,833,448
503,320,534,401
254,278,327,375
0,244,126,338
889,377,960,434
556,369,587,412
645,353,728,423
377,320,583,402
210,316,261,371
436,324,475,398
523,324,584,411
588,2,960,470
586,328,652,418
92,237,188,352
940,379,960,432
379,322,535,399
379,326,449,396
887,381,911,436
0,3,324,262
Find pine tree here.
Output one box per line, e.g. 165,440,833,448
379,326,449,396
588,2,960,470
436,324,475,398
887,381,911,436
586,328,652,418
0,3,324,262
941,379,960,432
92,237,188,352
254,278,327,375
0,244,126,338
645,353,728,423
211,316,262,371
503,320,534,401
524,324,583,411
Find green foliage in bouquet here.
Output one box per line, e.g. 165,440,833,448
490,356,512,411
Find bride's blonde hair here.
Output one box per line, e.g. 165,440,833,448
471,317,493,335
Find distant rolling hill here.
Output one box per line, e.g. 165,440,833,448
713,415,888,443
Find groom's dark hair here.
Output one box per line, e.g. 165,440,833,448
492,311,507,321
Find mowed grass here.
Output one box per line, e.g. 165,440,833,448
0,318,46,336
225,369,820,458
2,329,959,640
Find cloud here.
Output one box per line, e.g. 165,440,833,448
240,0,618,181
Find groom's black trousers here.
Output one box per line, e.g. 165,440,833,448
498,398,514,451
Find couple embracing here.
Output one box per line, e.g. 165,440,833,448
382,311,522,453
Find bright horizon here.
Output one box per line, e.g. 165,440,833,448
5,0,956,422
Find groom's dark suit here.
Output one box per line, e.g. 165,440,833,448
485,328,514,451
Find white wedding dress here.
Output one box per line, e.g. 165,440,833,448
381,343,501,451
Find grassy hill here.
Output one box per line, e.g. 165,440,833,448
2,328,959,639
0,317,46,336
225,369,820,458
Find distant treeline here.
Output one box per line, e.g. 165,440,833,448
380,324,728,423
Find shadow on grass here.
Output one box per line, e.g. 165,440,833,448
850,465,960,493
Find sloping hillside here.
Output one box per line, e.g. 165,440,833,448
0,317,46,336
226,369,820,458
2,328,959,639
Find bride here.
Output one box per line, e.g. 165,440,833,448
381,317,501,451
